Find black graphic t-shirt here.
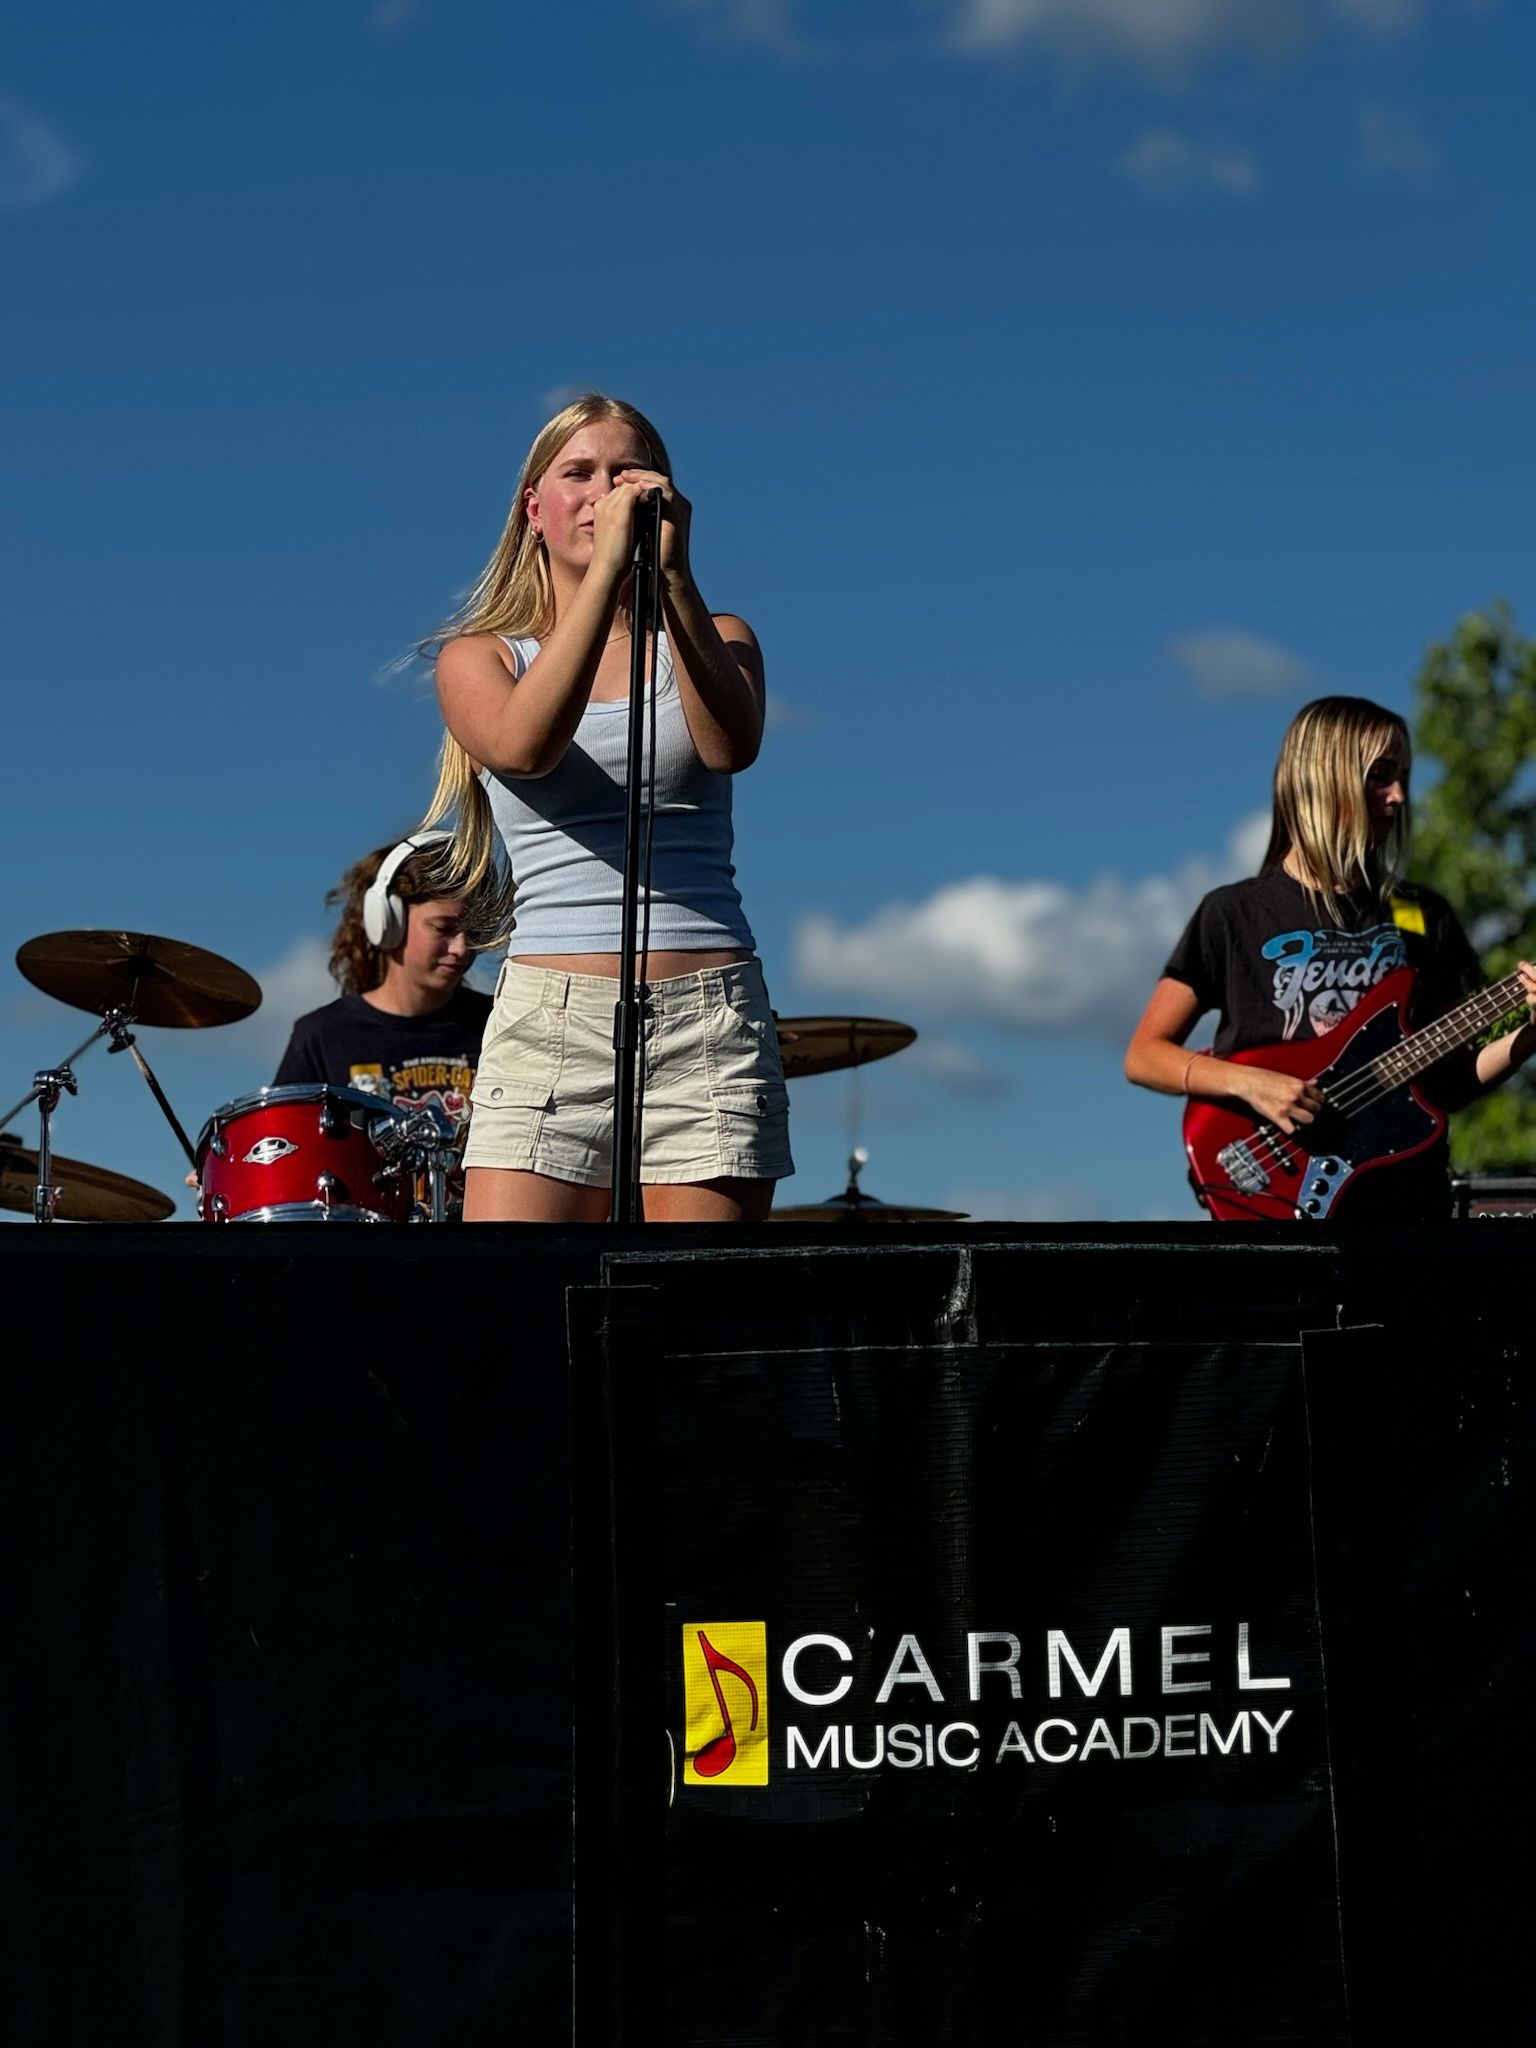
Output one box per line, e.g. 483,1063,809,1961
273,986,493,1136
1165,872,1486,1219
1164,871,1482,1073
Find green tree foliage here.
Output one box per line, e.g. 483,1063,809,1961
1410,604,1536,1172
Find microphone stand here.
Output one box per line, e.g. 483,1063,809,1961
609,491,664,1223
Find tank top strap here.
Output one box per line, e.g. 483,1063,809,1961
494,629,675,690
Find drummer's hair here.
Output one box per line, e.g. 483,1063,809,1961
417,394,670,945
328,841,454,993
1259,694,1411,918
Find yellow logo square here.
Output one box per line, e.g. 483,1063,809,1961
682,1621,769,1787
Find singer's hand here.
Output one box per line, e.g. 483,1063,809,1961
590,475,657,578
615,467,692,583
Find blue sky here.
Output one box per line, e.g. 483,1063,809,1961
3,0,1532,1222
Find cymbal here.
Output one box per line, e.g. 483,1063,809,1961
773,1190,968,1223
0,1140,175,1223
16,930,262,1028
773,1015,916,1080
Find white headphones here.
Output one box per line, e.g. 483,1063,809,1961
362,832,454,951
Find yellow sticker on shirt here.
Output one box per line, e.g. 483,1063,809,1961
1389,894,1426,936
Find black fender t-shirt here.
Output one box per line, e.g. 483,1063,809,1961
1165,872,1481,1067
1164,872,1486,1220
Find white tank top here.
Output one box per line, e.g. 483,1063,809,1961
481,633,756,955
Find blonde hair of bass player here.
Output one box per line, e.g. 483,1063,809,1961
1260,694,1411,916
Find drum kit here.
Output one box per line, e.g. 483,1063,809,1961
1,928,460,1226
1,930,963,1224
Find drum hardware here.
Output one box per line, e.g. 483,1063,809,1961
11,1063,78,1223
772,1147,969,1225
7,930,262,1225
372,1109,462,1223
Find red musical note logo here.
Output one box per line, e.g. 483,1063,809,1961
693,1629,760,1779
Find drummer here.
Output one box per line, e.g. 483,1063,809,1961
271,834,493,1142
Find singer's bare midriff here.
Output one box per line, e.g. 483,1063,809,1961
509,949,752,980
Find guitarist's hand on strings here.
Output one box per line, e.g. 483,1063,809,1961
1232,1067,1326,1136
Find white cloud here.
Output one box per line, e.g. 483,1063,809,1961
763,693,820,734
370,0,427,31
198,935,335,1068
664,0,800,52
792,813,1269,1037
952,0,1278,62
1169,626,1316,699
1357,101,1440,179
0,95,86,210
671,0,1431,71
539,381,593,413
1117,129,1261,197
901,1035,1014,1097
951,0,1425,60
1228,809,1273,875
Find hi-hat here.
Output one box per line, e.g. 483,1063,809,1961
772,1193,969,1223
773,1015,916,1080
16,931,262,1028
772,1147,967,1224
0,1140,174,1223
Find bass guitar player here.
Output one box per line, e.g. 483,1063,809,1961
1125,695,1536,1222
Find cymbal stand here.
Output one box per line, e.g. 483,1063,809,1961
1,1014,109,1223
1,1014,113,1137
0,1004,199,1224
103,1011,199,1170
24,1066,77,1222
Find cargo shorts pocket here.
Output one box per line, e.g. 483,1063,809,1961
709,1078,792,1175
470,1000,560,1112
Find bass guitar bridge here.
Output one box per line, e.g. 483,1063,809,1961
1215,1139,1270,1197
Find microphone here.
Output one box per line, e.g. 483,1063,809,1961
631,485,662,562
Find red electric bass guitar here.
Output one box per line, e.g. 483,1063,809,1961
1183,962,1529,1220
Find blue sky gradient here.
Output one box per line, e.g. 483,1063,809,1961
4,0,1532,1220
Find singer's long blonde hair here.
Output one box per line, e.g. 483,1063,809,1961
416,394,671,947
1259,695,1411,919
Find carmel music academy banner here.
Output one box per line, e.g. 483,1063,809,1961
571,1240,1534,2046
